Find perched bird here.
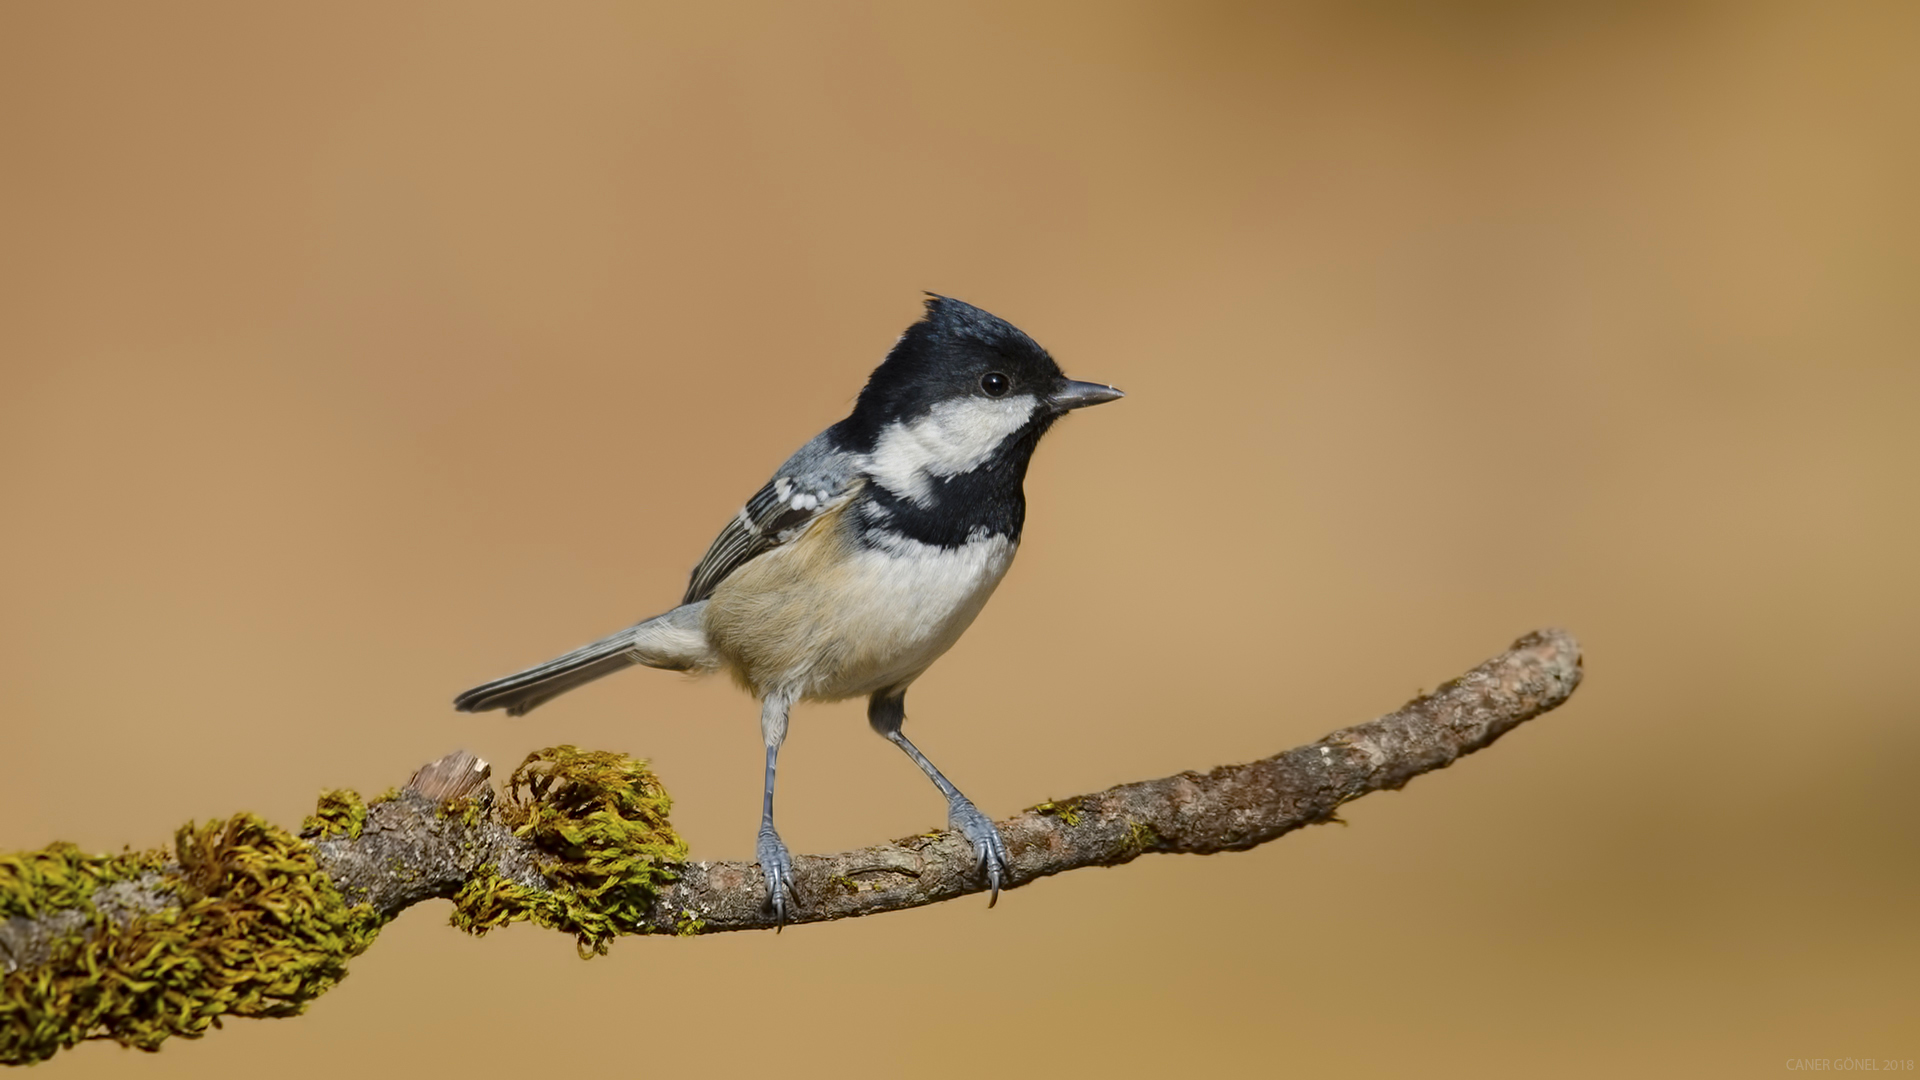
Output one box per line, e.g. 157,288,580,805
453,295,1123,924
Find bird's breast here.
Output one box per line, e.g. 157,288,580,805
702,510,1016,701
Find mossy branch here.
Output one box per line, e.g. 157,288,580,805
1,628,1581,1066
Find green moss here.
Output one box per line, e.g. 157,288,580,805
3,747,688,1062
447,865,544,934
434,794,487,829
0,843,167,922
1126,820,1159,851
828,874,859,895
300,789,368,840
1030,796,1085,827
673,909,706,937
0,806,385,1066
447,746,686,956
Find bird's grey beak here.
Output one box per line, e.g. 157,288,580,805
1048,379,1125,412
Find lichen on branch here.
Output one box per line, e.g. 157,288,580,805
0,744,688,1065
449,746,687,956
0,814,385,1066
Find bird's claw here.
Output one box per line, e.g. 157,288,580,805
756,824,799,930
947,796,1012,906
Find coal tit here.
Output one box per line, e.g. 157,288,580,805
454,295,1123,924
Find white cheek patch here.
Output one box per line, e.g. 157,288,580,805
868,394,1038,504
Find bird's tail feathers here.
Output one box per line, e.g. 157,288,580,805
452,602,713,717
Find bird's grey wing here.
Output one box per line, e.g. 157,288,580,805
682,433,865,604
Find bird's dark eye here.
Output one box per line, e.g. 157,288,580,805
980,372,1010,397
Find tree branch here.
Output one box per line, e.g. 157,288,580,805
648,627,1582,930
1,628,1581,1063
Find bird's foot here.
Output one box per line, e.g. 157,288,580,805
756,824,799,930
947,795,1012,905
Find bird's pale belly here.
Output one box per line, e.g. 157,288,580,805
702,514,1016,701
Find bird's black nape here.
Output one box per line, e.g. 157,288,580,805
837,295,1066,449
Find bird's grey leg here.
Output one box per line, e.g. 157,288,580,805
867,689,1012,904
757,688,800,929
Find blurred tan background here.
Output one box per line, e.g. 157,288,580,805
2,2,1915,1076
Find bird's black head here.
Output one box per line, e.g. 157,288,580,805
835,295,1123,548
838,295,1121,452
